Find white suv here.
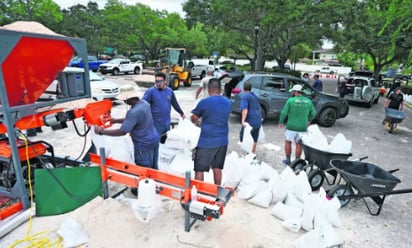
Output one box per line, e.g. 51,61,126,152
343,76,380,107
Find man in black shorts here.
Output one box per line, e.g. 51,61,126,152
191,79,231,185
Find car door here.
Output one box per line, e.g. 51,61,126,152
287,78,319,107
258,76,287,116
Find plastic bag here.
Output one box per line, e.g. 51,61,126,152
57,218,89,248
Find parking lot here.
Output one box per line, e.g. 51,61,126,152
17,72,411,247
104,73,412,247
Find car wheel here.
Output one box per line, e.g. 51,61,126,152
112,68,119,76
260,105,267,121
184,72,192,87
169,75,179,90
318,107,337,127
134,67,140,74
101,71,107,75
373,95,379,104
366,97,373,108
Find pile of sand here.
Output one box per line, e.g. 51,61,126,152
0,21,62,36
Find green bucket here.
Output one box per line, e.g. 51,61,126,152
35,166,103,216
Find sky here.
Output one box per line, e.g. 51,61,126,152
54,0,186,16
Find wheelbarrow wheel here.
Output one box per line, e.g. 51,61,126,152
328,184,353,207
290,159,307,174
308,169,325,191
385,120,397,133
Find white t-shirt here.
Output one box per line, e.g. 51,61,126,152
198,76,214,99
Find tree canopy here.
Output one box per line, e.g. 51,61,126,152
0,0,410,73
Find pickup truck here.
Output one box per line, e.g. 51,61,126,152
69,55,107,72
187,60,213,79
319,66,338,75
99,58,143,75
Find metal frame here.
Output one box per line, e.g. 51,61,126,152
0,29,90,209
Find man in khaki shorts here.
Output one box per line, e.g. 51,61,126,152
278,84,316,166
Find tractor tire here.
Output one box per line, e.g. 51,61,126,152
169,75,180,90
184,72,193,87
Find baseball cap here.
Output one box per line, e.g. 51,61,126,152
289,84,303,93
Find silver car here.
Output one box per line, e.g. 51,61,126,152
343,76,380,107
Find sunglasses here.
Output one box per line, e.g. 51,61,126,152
155,79,165,84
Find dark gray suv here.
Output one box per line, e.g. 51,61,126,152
227,73,349,127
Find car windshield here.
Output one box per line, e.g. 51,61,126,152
89,71,103,81
71,56,82,62
107,59,123,64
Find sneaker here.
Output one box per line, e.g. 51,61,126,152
282,159,291,166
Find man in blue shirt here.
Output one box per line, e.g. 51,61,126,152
312,74,323,92
191,78,231,185
240,81,262,155
94,94,160,169
143,72,185,144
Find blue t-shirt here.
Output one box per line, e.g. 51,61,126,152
191,95,231,148
121,100,159,151
240,92,262,128
313,79,323,92
143,86,184,135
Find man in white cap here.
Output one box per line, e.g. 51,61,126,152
278,84,316,166
94,92,160,170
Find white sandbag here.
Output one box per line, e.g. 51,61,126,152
167,151,193,176
314,213,345,247
257,162,278,181
318,188,343,228
239,123,254,153
258,125,265,143
57,218,89,248
301,124,329,151
292,171,312,203
165,119,200,149
223,151,248,189
293,229,321,248
284,192,304,209
91,126,134,164
271,202,303,221
248,183,272,208
329,133,352,154
271,166,297,203
301,193,319,231
237,177,265,200
282,218,302,233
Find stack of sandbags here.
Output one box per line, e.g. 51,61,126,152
225,153,278,208
224,159,345,247
300,124,352,154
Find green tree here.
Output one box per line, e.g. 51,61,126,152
184,0,332,71
331,0,412,77
0,0,62,26
58,2,103,55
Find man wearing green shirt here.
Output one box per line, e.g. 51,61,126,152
279,84,316,166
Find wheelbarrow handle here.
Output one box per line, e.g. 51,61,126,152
358,156,368,161
387,168,400,174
